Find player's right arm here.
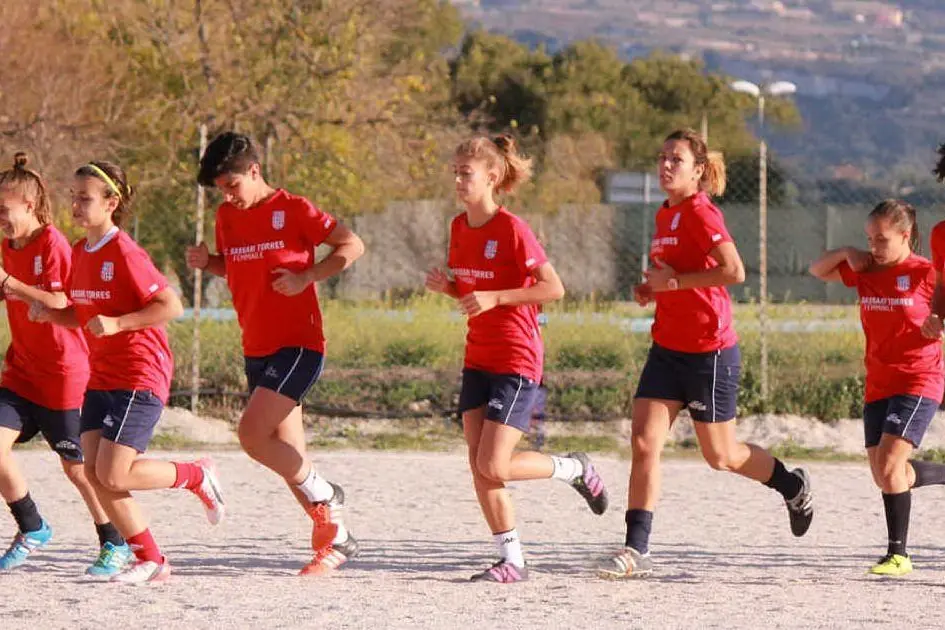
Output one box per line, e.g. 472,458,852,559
425,267,460,299
29,302,81,328
809,247,871,283
186,242,226,277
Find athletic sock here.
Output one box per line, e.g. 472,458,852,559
764,458,803,500
494,529,525,567
127,529,163,564
172,462,205,491
624,509,653,555
296,464,335,503
910,460,945,488
8,493,42,534
95,522,124,547
550,455,583,483
882,491,911,557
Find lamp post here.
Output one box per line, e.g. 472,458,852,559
730,79,797,405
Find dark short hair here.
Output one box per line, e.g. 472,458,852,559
198,132,261,187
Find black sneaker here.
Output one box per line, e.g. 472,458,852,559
785,468,813,537
567,452,609,515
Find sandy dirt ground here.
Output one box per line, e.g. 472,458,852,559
2,450,945,630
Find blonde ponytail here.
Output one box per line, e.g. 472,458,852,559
455,134,533,195
703,151,726,197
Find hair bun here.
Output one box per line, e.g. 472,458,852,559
13,152,28,169
493,134,515,152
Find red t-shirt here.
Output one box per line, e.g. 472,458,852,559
69,229,173,402
839,255,944,403
448,208,548,381
930,221,945,272
648,192,738,353
215,189,337,358
1,226,89,409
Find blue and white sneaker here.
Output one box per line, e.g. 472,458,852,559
0,520,53,570
86,541,134,577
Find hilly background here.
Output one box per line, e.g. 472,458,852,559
457,0,945,185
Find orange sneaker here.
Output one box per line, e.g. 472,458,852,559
299,535,360,576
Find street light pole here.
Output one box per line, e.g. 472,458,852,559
730,79,796,407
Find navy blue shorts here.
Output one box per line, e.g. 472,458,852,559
81,390,164,453
0,388,83,461
863,395,939,448
245,347,324,404
459,369,540,432
635,344,741,422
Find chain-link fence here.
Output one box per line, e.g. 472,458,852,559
163,146,945,421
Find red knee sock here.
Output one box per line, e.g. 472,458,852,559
173,462,205,491
127,529,163,564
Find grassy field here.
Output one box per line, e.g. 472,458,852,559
158,297,869,422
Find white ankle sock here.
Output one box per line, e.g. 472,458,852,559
295,465,335,503
494,529,525,567
550,456,583,483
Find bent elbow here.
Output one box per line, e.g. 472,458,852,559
729,264,746,285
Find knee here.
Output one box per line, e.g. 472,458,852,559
877,457,905,488
62,461,89,487
237,422,263,454
475,454,509,483
631,432,661,463
94,463,129,493
702,450,735,472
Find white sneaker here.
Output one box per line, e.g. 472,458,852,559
191,458,226,525
111,558,171,584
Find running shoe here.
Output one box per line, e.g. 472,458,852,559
596,547,653,580
567,452,609,515
86,541,133,577
111,557,171,584
0,520,52,570
785,468,813,537
189,458,225,525
868,553,913,577
470,559,529,583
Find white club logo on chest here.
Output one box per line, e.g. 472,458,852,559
670,212,681,231
272,210,285,231
100,261,114,282
484,239,498,260
896,275,910,292
33,255,42,276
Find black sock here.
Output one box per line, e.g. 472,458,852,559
95,522,124,547
7,493,42,534
624,509,653,555
763,459,802,500
882,491,911,557
910,460,945,488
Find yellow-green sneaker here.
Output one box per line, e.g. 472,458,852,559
868,554,913,576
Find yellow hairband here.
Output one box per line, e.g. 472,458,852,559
84,163,122,199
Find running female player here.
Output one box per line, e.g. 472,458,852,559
0,153,129,576
596,129,813,579
810,199,945,576
32,160,224,583
425,135,608,583
187,132,365,576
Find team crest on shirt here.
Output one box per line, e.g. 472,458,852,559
670,212,681,231
100,261,114,282
896,275,910,292
33,255,42,276
272,210,285,231
484,239,498,259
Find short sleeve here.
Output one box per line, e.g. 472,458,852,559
513,219,548,275
122,244,169,305
690,204,733,255
42,234,71,292
930,222,945,272
837,261,857,288
299,198,338,247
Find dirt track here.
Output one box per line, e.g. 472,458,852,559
2,450,945,629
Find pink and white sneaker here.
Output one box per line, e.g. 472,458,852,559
190,458,226,525
111,557,171,584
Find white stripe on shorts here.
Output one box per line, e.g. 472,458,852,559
711,351,719,422
901,396,924,438
113,391,137,444
277,349,305,394
503,376,524,425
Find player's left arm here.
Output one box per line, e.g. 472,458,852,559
304,222,365,283
459,262,565,317
1,276,68,309
647,242,745,292
84,288,184,338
